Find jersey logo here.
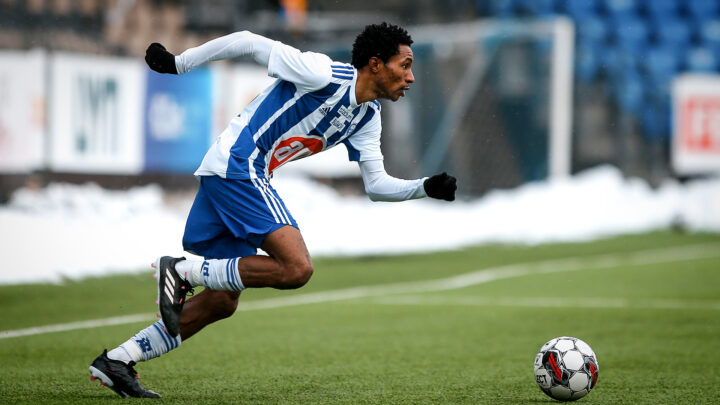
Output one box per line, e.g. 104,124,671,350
329,105,354,132
338,106,353,121
319,106,331,116
330,117,346,131
269,136,325,174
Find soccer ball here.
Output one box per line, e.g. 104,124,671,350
534,336,599,401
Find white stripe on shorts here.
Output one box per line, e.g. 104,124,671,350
260,178,292,224
251,177,283,224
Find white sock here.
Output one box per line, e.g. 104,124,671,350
176,258,245,291
106,320,181,363
175,259,203,287
106,345,134,364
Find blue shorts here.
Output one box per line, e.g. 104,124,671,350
182,176,298,260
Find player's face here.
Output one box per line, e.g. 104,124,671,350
377,45,415,101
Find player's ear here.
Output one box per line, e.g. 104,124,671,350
368,56,382,73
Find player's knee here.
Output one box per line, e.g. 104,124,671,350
281,260,314,289
211,291,241,319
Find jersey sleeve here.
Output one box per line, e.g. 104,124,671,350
174,31,276,74
358,159,427,202
267,42,333,92
341,106,384,162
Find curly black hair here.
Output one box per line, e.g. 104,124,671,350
351,22,413,69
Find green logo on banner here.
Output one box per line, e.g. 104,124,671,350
73,76,118,156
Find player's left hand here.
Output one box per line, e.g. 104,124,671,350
145,43,178,74
424,172,457,201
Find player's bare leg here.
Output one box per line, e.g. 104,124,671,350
175,225,312,340
237,225,314,289
91,226,313,397
179,289,241,340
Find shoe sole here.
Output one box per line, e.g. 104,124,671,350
89,365,130,398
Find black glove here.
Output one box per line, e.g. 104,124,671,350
145,43,178,74
424,172,457,201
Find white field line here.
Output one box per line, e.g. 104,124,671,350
1,242,719,340
371,295,720,311
0,314,154,339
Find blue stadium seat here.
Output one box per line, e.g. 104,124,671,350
576,40,602,81
651,17,692,50
685,46,719,72
515,0,555,16
556,0,600,20
643,0,679,20
611,71,645,114
685,0,719,21
641,46,680,103
602,0,639,18
642,46,680,80
602,46,638,78
609,16,649,52
486,0,516,17
575,16,608,43
698,19,720,48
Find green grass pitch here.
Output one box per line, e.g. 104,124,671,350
1,231,719,404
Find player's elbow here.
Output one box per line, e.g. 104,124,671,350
364,183,384,202
366,191,382,202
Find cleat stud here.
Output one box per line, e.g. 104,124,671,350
90,375,97,381
155,300,158,305
151,262,156,268
100,381,105,387
152,273,157,279
156,313,161,318
179,298,184,304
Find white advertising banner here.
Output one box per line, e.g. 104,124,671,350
49,53,144,174
0,49,46,173
673,74,720,175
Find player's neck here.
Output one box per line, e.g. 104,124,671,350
355,69,380,104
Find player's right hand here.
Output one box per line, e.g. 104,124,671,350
145,43,178,74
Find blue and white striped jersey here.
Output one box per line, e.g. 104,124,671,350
194,42,383,180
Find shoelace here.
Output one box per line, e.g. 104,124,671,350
127,362,140,379
182,279,195,297
180,271,195,298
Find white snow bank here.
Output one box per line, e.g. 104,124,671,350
1,165,718,284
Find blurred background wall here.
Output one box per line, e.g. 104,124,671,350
0,0,719,201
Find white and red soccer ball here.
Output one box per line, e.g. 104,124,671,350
534,336,599,401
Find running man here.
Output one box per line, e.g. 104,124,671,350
89,22,457,398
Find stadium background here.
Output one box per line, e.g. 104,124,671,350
1,2,720,403
1,0,719,197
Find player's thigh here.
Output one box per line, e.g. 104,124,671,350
261,225,312,268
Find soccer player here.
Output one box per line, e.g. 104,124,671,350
89,22,457,398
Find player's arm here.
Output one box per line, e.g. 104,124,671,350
346,111,457,202
359,159,457,202
145,31,275,74
144,32,331,91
